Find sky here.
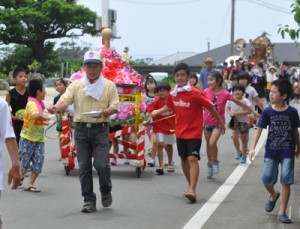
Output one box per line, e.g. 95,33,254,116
75,0,297,60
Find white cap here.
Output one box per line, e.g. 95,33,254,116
83,50,101,64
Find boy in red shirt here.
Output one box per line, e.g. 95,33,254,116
151,63,225,203
146,82,175,175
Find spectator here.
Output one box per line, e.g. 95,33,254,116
199,57,214,91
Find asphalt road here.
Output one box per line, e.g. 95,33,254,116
0,89,299,229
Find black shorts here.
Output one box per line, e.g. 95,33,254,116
109,125,122,143
109,124,122,133
176,138,202,160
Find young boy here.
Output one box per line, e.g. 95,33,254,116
146,82,175,175
151,63,225,203
249,79,300,224
226,84,251,163
6,68,29,144
19,79,50,192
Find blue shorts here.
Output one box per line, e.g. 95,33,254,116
262,158,294,186
19,137,45,174
204,124,220,133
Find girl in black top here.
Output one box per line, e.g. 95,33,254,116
6,68,28,144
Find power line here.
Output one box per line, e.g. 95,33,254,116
247,0,291,14
113,0,205,5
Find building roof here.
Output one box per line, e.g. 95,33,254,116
178,43,300,67
151,52,197,65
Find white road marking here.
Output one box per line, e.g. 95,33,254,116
183,129,267,229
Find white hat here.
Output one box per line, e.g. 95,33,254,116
83,50,101,64
268,66,276,70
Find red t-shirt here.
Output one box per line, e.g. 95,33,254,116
166,87,213,139
146,98,175,134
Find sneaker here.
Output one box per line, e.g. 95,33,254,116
265,191,280,212
156,168,164,175
234,152,242,160
211,160,220,174
101,192,112,208
240,155,247,164
278,214,292,224
206,162,213,179
147,159,155,167
81,202,96,213
110,158,117,166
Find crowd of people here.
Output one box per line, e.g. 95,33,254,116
0,52,299,225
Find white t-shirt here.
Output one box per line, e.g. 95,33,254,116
245,85,258,108
226,97,251,123
0,99,16,190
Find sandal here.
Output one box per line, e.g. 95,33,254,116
184,192,196,203
19,177,24,186
24,187,41,193
167,166,175,172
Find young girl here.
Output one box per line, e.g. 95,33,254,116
203,71,258,179
143,75,157,166
53,79,68,161
6,68,29,144
226,84,251,164
19,79,50,192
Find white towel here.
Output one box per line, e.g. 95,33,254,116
82,74,104,100
170,82,192,97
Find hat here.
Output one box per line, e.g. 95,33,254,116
204,57,214,64
83,51,101,64
268,66,276,71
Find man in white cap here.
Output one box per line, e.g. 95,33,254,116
48,50,119,213
200,57,214,91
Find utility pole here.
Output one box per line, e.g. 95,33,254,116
102,0,109,28
230,0,235,56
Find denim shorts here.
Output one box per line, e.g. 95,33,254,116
203,124,220,133
262,157,294,186
233,122,250,135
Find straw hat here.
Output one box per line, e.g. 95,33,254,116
204,57,214,64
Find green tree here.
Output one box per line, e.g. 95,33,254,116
279,0,300,40
0,0,98,69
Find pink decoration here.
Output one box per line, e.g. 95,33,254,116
99,47,144,91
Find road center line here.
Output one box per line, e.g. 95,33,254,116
183,129,267,229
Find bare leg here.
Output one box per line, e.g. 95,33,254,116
279,184,290,215
28,172,39,187
265,185,278,201
186,156,199,194
240,133,248,157
209,130,221,161
157,142,164,169
164,144,173,165
181,158,190,187
232,130,241,152
150,134,157,160
204,131,212,162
